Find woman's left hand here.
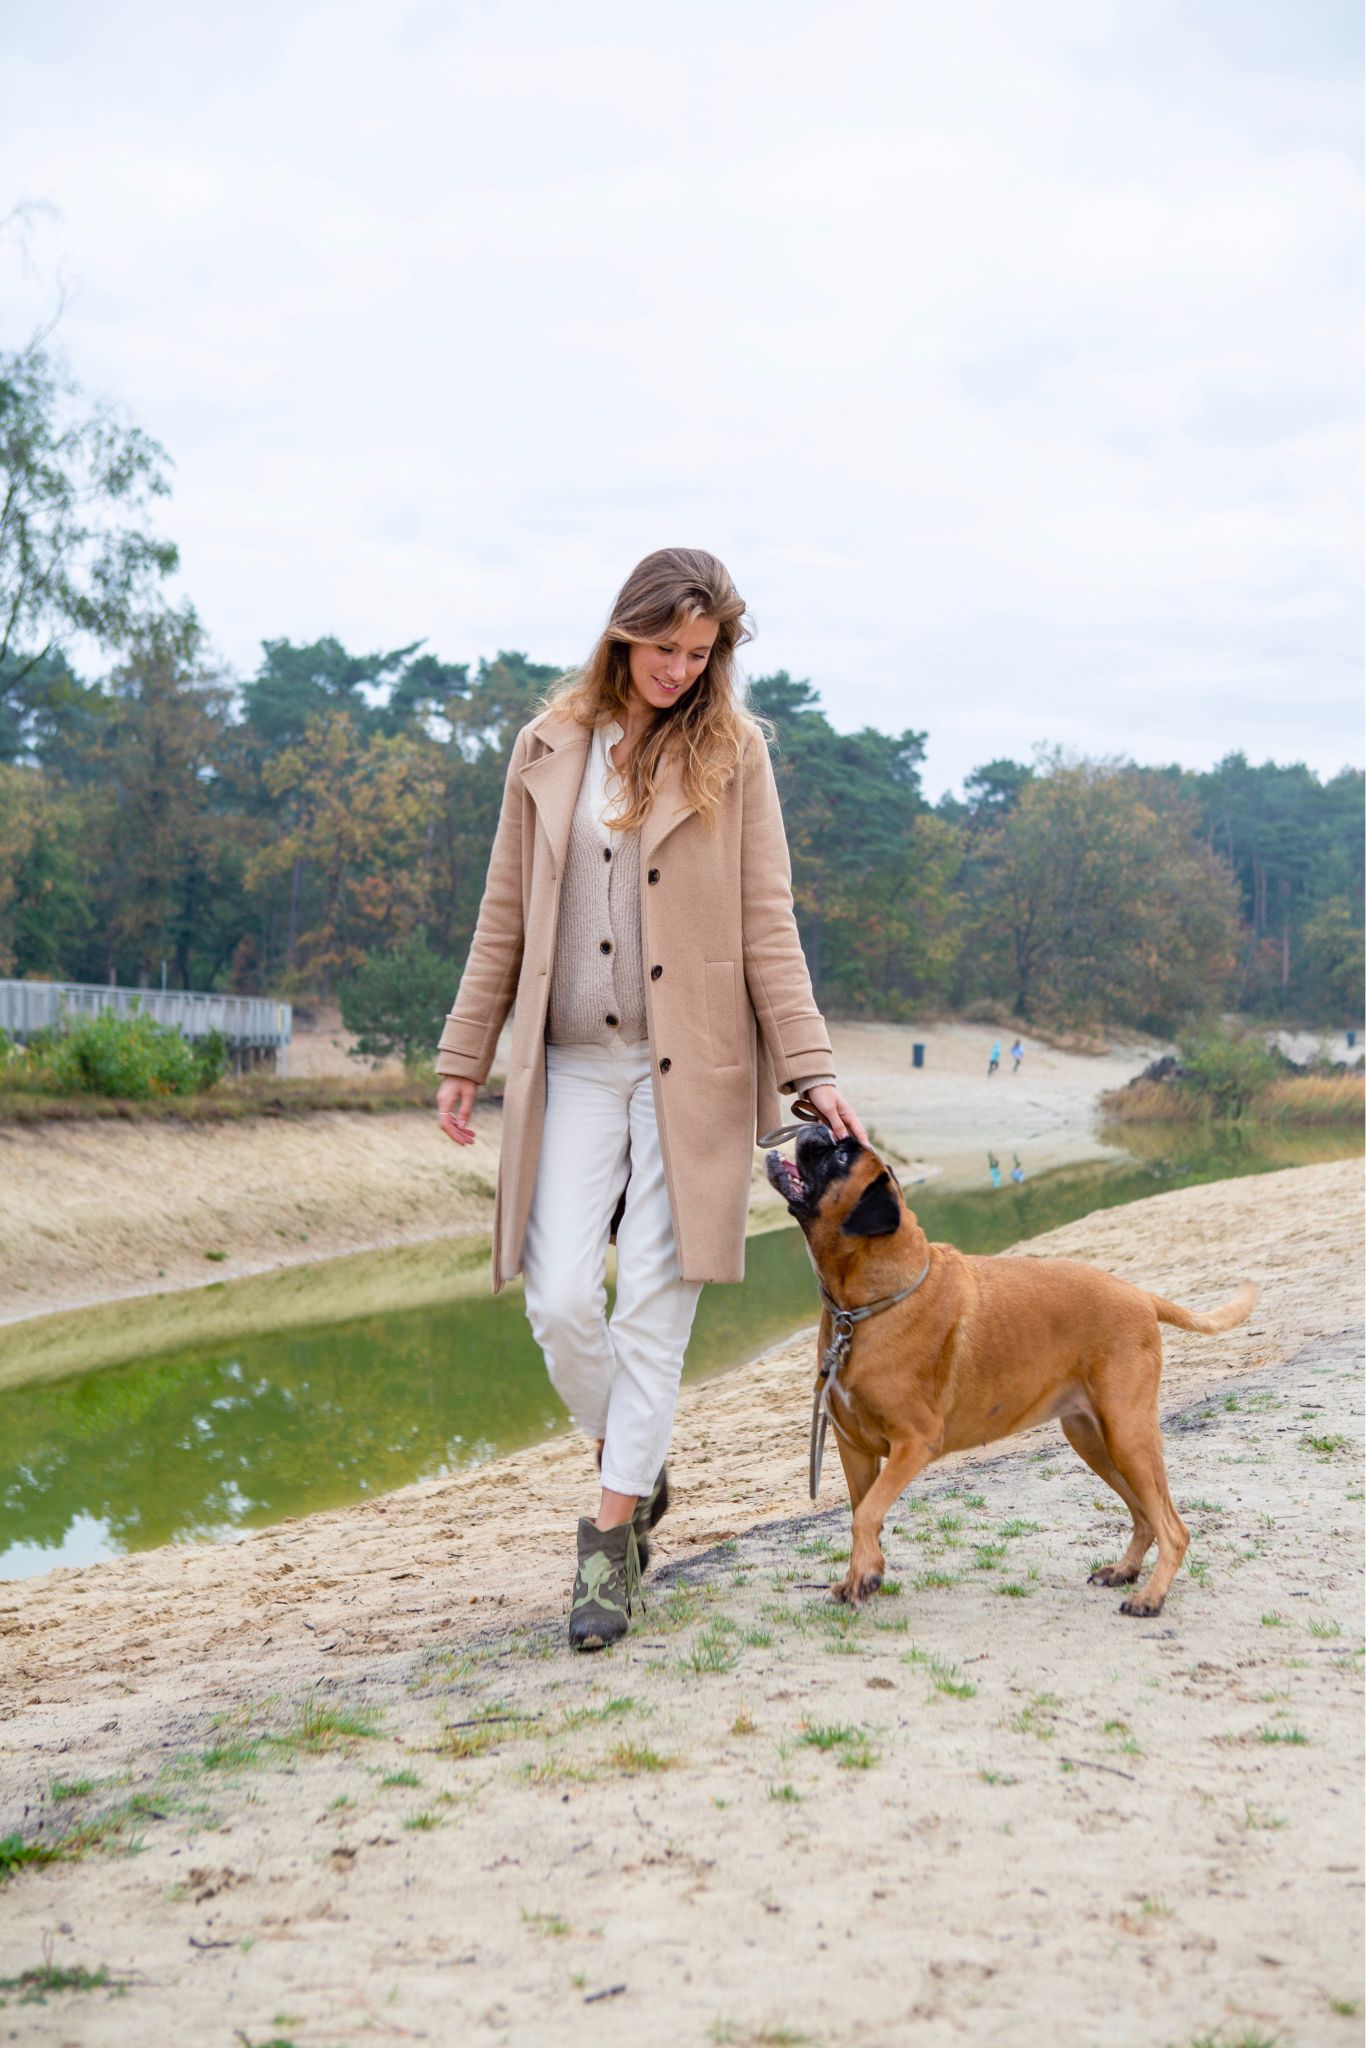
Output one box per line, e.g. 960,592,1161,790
804,1084,869,1147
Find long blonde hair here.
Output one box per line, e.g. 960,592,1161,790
549,547,754,829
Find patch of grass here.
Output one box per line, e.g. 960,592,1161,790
1173,2031,1285,2048
767,1782,800,1803
558,1695,636,1731
902,1647,976,1699
972,1543,1007,1571
606,1742,676,1775
520,1908,572,1938
327,1794,354,1812
290,1697,383,1753
1307,1618,1342,1639
48,1778,95,1802
1259,1612,1287,1628
1301,1432,1349,1455
996,1581,1032,1599
654,1586,706,1635
436,1724,504,1761
1241,1804,1286,1831
999,1519,1040,1538
0,1963,116,2005
1258,1726,1309,1745
402,1811,442,1831
381,1769,421,1789
742,1627,773,1649
798,1723,878,1769
683,1628,739,1676
1008,1703,1057,1741
912,1570,959,1592
731,1711,759,1737
977,1769,1017,1786
1327,1995,1360,2017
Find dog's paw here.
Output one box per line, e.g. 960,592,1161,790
1119,1592,1164,1618
832,1568,882,1609
1088,1565,1139,1587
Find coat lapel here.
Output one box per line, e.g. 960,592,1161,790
640,747,697,866
519,708,589,878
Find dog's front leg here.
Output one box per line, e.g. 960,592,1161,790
829,1433,880,1601
838,1436,934,1608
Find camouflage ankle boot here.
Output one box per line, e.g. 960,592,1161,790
632,1464,670,1573
595,1450,671,1574
568,1517,642,1653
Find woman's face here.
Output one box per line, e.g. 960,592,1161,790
625,614,720,719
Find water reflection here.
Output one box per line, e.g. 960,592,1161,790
2,1123,1358,1577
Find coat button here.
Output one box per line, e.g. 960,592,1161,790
658,1057,671,1073
603,847,612,862
606,1014,619,1028
650,964,662,981
600,939,612,954
647,868,660,884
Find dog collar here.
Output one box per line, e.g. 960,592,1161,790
815,1261,931,1350
807,1256,931,1501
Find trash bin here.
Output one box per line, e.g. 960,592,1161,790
912,1043,925,1069
1348,1030,1358,1050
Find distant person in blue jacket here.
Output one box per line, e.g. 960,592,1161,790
987,1040,1001,1077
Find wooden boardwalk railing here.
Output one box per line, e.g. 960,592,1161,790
0,980,292,1068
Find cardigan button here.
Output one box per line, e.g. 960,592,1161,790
650,964,662,981
658,1057,671,1073
603,847,612,862
599,939,612,954
606,1014,619,1028
647,868,660,884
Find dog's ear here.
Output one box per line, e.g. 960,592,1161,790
840,1170,901,1239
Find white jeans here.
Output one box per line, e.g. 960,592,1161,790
522,1039,703,1498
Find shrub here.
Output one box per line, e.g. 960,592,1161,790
1175,1028,1281,1119
47,1010,208,1099
340,932,452,1070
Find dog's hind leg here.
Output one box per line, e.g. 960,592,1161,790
835,1435,934,1608
1098,1410,1188,1617
1061,1414,1153,1587
1081,1340,1189,1614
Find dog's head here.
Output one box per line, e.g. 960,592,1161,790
764,1125,905,1267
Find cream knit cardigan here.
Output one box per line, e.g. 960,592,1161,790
544,722,834,1092
545,720,646,1045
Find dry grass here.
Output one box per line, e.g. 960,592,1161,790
0,1067,445,1126
1102,1074,1364,1127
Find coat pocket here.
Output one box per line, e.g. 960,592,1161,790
705,960,741,1069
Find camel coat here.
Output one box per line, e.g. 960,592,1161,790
436,702,834,1292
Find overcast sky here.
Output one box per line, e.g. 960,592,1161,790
3,0,1361,797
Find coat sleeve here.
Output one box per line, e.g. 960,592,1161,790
435,727,529,1083
739,730,834,1093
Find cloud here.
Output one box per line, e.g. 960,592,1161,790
1,0,1359,792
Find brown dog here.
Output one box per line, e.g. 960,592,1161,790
766,1126,1256,1617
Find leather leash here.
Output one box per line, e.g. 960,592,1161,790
757,1092,825,1149
808,1259,931,1500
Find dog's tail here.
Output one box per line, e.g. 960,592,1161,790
1147,1281,1258,1335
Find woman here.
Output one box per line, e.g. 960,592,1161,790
435,548,865,1650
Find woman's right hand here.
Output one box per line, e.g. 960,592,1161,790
437,1075,477,1146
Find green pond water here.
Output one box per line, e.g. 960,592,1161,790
1,1123,1358,1579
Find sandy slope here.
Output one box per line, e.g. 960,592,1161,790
0,1159,1361,2046
0,1018,1153,1330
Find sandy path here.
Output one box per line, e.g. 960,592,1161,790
0,1019,1152,1331
0,1160,1360,2044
